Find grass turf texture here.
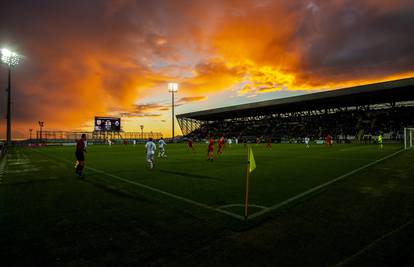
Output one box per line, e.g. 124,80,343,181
1,143,413,266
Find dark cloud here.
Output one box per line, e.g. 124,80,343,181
294,0,414,83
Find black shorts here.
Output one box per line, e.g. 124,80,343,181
75,151,85,161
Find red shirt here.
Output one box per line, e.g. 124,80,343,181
188,139,193,146
209,138,214,147
76,139,85,153
218,138,224,147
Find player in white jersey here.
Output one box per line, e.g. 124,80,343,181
133,139,136,146
304,137,310,148
158,137,167,158
107,138,112,146
227,138,232,149
145,138,156,169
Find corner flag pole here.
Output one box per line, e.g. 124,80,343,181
244,146,252,220
244,146,256,220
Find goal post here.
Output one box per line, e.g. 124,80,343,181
404,128,414,149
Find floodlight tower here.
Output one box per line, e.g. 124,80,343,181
168,83,178,142
140,125,144,140
1,48,20,145
38,121,44,141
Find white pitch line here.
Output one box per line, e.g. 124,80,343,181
32,150,244,221
333,217,414,266
248,148,406,219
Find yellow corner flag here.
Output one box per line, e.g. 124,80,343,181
244,146,256,219
248,146,256,173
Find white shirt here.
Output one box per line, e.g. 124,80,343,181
158,139,167,148
145,141,156,155
304,137,310,144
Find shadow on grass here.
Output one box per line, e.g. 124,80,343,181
156,169,223,181
81,177,151,203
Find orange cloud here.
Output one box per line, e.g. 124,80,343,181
178,96,208,103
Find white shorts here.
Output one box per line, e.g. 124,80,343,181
146,153,154,162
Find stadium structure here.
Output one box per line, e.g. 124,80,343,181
177,78,414,143
33,131,163,144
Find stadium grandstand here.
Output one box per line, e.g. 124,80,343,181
177,77,414,143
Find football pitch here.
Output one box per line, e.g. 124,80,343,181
4,143,405,221
1,143,414,266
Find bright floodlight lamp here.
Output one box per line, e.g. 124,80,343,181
168,82,178,92
1,48,20,66
1,48,21,146
168,83,178,142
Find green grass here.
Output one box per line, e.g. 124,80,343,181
26,143,403,219
1,143,414,266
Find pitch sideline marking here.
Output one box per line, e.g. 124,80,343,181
248,148,406,219
333,217,414,266
32,150,245,221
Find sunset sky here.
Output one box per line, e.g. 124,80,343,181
1,0,414,138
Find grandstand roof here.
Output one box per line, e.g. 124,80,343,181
177,77,414,121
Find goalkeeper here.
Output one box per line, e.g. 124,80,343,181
378,133,383,149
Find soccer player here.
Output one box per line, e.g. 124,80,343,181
145,138,156,169
265,137,272,149
133,139,136,146
325,134,333,147
217,136,224,156
107,138,112,146
207,135,214,161
378,133,383,149
227,138,233,148
187,138,195,152
304,136,310,148
158,137,167,158
75,134,87,178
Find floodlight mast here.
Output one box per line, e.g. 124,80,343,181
1,48,20,146
168,83,178,142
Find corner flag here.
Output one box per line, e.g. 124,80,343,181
244,146,256,219
248,146,256,173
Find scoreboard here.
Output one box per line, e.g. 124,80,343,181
94,117,121,132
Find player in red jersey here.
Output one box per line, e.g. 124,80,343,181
187,138,195,152
207,135,214,161
265,137,272,149
325,134,333,147
75,134,87,178
217,136,224,156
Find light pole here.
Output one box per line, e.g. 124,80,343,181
140,125,144,140
38,121,44,142
1,48,20,146
168,82,178,142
